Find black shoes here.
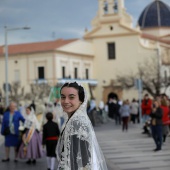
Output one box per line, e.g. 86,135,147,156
2,158,10,162
2,158,18,163
14,159,18,163
32,159,36,164
26,159,31,164
153,148,161,152
26,159,36,164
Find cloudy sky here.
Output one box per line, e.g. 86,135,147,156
0,0,169,45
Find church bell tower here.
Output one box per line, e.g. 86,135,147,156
98,0,125,17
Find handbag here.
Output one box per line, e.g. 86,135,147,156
3,127,10,136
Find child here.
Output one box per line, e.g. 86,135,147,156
43,112,60,170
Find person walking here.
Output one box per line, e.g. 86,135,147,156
30,100,36,112
141,94,152,123
150,100,163,151
53,100,65,131
119,100,130,132
112,99,121,125
0,103,4,123
56,82,108,170
107,98,115,119
43,112,60,170
160,98,169,143
17,106,44,164
130,99,139,124
1,102,25,162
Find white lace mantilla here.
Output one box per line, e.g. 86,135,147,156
56,84,108,170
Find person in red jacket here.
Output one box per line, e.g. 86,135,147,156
141,94,152,123
160,98,170,143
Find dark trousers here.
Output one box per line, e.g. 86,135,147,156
122,117,129,131
46,140,58,157
151,125,162,150
87,110,96,126
115,114,121,125
131,114,137,124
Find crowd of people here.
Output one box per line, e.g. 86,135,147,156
105,93,170,151
0,82,108,170
1,84,170,169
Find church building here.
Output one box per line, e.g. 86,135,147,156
0,0,170,105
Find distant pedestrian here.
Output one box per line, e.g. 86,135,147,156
30,100,36,112
17,106,44,164
160,98,169,143
107,98,115,119
87,97,97,126
0,103,4,123
130,99,139,124
150,100,163,152
43,112,60,170
1,102,25,162
119,100,130,131
141,94,152,123
53,100,65,130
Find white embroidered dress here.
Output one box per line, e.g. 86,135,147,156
56,85,108,170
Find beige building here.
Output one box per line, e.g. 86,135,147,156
0,39,96,105
0,0,170,105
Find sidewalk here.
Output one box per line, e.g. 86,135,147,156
94,121,170,170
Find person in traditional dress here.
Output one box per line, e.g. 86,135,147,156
17,106,44,164
1,101,25,162
56,82,108,170
43,112,60,170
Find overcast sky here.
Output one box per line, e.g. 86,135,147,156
0,0,169,45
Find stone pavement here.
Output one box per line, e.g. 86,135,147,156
0,122,170,170
95,121,170,170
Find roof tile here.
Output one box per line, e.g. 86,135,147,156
0,38,77,55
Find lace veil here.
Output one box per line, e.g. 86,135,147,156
24,107,40,131
56,82,108,170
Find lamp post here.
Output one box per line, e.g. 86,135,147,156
154,43,161,96
4,26,30,107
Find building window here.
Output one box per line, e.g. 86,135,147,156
85,69,89,79
62,66,65,78
108,42,116,59
74,67,78,79
38,67,45,79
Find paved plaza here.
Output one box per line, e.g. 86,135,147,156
95,121,170,170
0,121,170,170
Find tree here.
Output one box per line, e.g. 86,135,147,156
0,82,52,107
116,58,169,98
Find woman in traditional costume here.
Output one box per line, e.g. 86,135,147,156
17,106,44,164
56,82,108,170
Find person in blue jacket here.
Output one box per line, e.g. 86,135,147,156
1,101,25,162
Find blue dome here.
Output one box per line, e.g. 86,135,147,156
138,0,170,29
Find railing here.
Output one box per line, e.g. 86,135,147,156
57,78,98,86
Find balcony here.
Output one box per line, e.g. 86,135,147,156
33,79,48,84
57,78,98,87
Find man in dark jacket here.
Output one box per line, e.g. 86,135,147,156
150,100,163,152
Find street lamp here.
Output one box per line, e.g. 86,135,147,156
4,26,30,107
